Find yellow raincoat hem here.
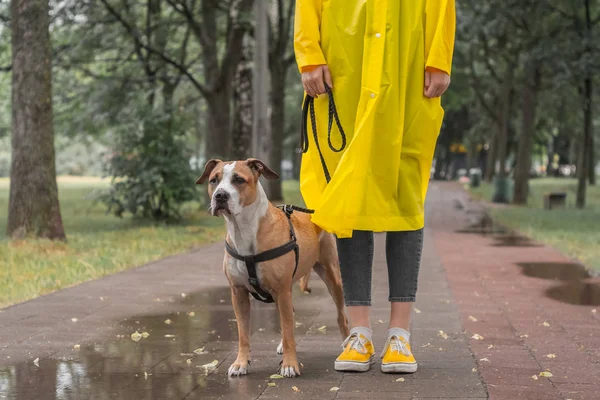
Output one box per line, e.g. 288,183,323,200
311,212,425,239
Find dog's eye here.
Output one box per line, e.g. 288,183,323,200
209,178,218,185
233,176,246,184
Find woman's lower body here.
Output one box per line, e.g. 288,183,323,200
334,229,423,373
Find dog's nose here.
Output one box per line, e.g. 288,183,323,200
215,191,230,202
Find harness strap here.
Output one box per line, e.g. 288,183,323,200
225,207,301,304
301,84,347,184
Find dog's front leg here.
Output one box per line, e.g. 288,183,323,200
228,286,251,377
276,290,301,377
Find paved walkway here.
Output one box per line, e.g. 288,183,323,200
0,182,597,399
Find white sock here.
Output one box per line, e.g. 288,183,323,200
350,326,373,342
387,327,410,342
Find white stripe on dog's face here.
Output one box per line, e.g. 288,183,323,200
211,162,243,216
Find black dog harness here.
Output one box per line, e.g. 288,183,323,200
225,205,310,303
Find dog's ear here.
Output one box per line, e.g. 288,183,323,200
246,158,280,180
196,159,222,184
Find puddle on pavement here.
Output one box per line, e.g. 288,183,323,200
545,282,600,306
491,234,542,248
517,262,591,281
454,212,509,236
0,286,318,399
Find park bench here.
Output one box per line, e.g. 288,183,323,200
543,192,567,210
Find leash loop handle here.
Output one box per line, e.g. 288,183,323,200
300,84,347,183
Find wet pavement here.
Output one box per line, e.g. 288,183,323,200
2,182,599,399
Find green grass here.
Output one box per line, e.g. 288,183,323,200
0,177,303,308
469,178,600,272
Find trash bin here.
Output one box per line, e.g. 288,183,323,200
492,176,511,204
469,168,482,188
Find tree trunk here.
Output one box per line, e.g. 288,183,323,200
513,65,540,204
484,133,498,182
589,134,596,185
577,76,593,208
266,63,288,202
496,68,514,180
7,0,65,240
205,89,232,160
232,40,253,160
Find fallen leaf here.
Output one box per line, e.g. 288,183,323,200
219,299,225,303
531,375,539,381
193,347,206,355
395,378,405,382
438,330,449,340
592,309,597,314
414,308,422,314
201,360,219,370
421,343,432,348
546,354,556,359
488,345,494,349
228,319,237,322
469,316,478,322
131,331,142,342
317,325,327,333
295,322,303,328
188,311,195,317
330,386,340,391
73,344,80,350
208,330,216,334
539,371,553,378
267,383,277,387
471,334,484,340
292,386,300,393
144,371,149,380
480,357,490,362
99,297,104,301
439,347,444,351
165,334,176,338
33,358,40,367
258,328,265,332
71,318,78,323
164,319,172,325
181,353,194,357
520,334,529,338
300,363,304,368
472,368,478,372
377,320,384,324
186,359,192,365
542,321,550,327
141,332,150,339
270,374,284,379
181,293,187,298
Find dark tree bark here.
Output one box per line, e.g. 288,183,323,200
496,67,514,181
267,63,288,202
589,135,596,185
484,133,498,182
7,0,66,240
577,76,593,208
513,65,541,204
577,0,594,208
232,40,253,160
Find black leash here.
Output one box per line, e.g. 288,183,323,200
300,84,347,183
225,206,300,304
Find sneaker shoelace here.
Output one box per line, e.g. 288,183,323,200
342,334,369,355
381,335,410,358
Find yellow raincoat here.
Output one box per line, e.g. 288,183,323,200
294,0,455,238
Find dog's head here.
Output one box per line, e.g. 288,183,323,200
196,158,279,217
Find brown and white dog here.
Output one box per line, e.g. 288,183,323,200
196,158,349,378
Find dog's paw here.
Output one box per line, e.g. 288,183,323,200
276,340,283,355
228,359,249,377
280,361,301,378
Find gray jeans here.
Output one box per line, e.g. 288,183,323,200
336,230,424,306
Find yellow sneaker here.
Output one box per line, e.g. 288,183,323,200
380,333,418,373
334,328,375,372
